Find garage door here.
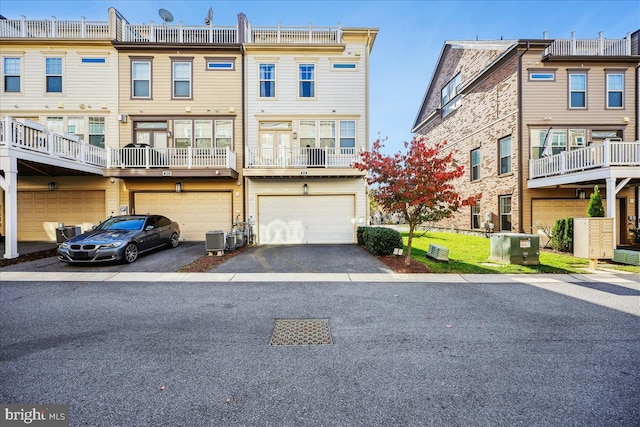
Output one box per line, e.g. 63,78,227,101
532,199,590,229
258,195,355,244
18,191,105,241
135,192,232,241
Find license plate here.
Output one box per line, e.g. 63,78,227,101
73,251,89,259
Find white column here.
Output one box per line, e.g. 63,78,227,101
0,156,19,258
605,177,617,248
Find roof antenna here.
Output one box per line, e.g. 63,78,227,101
158,8,174,24
204,7,213,26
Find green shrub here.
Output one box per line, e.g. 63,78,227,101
357,226,367,246
362,227,403,256
551,217,573,252
587,185,605,217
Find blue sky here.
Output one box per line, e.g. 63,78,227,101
1,0,638,154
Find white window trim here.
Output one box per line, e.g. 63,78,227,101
568,72,587,109
131,60,152,99
2,56,22,94
44,56,64,94
605,72,624,109
298,63,316,99
172,61,192,99
258,63,276,99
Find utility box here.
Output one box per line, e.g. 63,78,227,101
205,230,225,254
56,226,81,243
490,233,540,265
573,218,614,260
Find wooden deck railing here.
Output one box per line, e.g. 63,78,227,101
106,146,236,170
246,146,360,168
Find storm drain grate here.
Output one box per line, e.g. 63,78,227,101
270,318,332,346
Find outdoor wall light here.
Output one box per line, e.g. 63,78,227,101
167,131,172,138
576,189,586,199
48,181,56,191
176,182,183,193
303,183,308,195
293,132,298,140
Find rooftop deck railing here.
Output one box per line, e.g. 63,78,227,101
0,17,110,39
246,146,360,168
250,25,341,44
529,140,640,179
1,116,107,167
544,31,632,56
122,23,237,43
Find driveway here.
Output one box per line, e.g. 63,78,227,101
1,243,389,274
0,241,207,273
215,244,390,273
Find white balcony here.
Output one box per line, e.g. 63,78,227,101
528,140,640,188
250,25,341,44
0,16,110,39
0,117,106,173
103,145,238,178
246,146,360,169
122,23,237,44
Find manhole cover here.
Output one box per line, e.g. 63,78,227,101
270,318,332,346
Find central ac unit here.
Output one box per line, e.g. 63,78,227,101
205,230,225,253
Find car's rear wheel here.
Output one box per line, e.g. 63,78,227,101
169,232,179,248
123,243,138,263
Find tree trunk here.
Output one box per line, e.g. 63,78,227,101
404,222,415,265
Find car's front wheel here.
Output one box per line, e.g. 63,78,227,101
123,243,138,263
169,232,179,248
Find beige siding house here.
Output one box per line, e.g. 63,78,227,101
413,32,640,247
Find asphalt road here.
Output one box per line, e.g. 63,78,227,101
1,278,638,426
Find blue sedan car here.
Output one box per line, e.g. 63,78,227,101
58,215,180,264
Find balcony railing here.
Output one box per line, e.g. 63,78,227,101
544,31,632,56
106,146,236,170
529,140,640,179
1,116,107,167
246,146,360,168
0,17,110,39
122,23,237,43
250,25,341,44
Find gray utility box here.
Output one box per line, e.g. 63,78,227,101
490,233,540,265
56,226,81,243
205,230,226,253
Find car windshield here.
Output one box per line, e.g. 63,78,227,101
98,217,145,231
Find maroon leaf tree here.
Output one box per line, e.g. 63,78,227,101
354,135,480,265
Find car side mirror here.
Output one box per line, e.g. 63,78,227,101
92,225,98,230
145,225,154,230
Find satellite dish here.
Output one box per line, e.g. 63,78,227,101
204,7,213,25
158,8,174,23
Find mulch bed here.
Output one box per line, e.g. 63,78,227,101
177,245,249,272
376,254,432,273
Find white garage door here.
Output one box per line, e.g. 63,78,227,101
258,195,355,244
135,192,232,241
18,191,105,241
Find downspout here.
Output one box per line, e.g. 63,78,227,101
239,13,248,224
365,29,371,226
517,41,530,233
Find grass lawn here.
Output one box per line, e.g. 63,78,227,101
403,231,640,274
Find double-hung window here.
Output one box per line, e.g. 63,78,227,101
569,72,587,108
131,60,151,98
606,72,624,108
299,64,315,98
172,60,192,99
471,203,481,230
339,120,356,153
319,121,336,148
3,57,21,92
215,120,233,149
441,73,462,117
45,57,63,93
89,117,105,148
499,136,511,175
471,148,480,181
259,64,276,98
499,195,512,231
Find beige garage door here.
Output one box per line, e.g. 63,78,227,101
18,191,105,241
532,199,590,230
258,195,355,244
134,192,232,241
